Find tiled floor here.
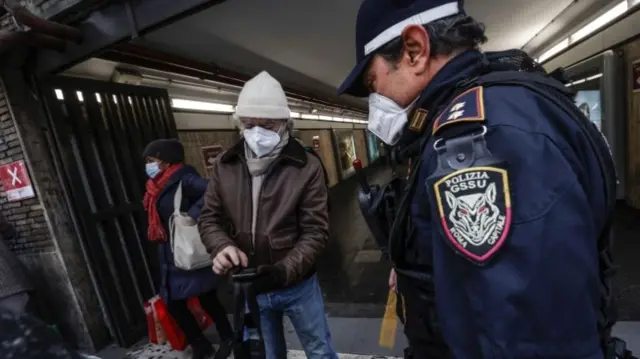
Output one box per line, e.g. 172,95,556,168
98,319,640,359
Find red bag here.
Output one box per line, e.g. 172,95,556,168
145,296,168,345
187,297,213,331
151,296,187,351
144,301,158,344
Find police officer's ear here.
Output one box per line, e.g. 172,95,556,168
401,24,430,73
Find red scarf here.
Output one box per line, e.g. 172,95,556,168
143,164,184,242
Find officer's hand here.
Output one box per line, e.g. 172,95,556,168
213,246,248,275
389,269,397,291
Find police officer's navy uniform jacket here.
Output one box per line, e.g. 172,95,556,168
401,50,606,358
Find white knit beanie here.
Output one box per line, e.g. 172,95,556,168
234,71,291,119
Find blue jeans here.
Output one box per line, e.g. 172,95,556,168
254,275,338,359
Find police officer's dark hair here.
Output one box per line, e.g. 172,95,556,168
378,14,487,65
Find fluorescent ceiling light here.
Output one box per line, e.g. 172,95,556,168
54,89,367,124
171,98,235,113
587,73,603,81
570,1,628,43
565,73,603,87
296,113,368,123
538,38,569,63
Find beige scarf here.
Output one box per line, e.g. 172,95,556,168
244,130,290,244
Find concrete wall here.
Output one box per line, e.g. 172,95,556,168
0,0,110,351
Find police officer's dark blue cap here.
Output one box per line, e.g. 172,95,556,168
337,0,463,97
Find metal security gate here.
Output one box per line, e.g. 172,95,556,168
40,76,178,346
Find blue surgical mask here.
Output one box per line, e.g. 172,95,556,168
145,162,161,179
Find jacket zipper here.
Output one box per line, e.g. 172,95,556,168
249,159,280,261
241,163,256,258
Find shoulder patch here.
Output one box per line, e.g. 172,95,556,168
433,166,511,264
408,108,428,133
432,86,485,135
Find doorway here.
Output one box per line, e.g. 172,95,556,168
40,76,178,346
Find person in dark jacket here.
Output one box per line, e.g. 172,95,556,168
142,139,232,359
338,1,619,358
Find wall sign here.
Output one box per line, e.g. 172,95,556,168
633,59,640,93
0,160,36,202
201,145,223,170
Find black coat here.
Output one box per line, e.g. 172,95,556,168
153,165,219,302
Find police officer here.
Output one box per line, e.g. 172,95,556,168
338,1,628,358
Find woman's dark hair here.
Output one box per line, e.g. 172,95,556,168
378,14,488,65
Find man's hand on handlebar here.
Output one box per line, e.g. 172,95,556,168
213,245,248,275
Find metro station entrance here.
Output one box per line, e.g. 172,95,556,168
39,76,177,346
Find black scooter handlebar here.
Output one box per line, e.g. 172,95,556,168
230,268,259,282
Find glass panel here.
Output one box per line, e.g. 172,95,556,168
335,130,357,177
573,76,603,130
367,131,380,162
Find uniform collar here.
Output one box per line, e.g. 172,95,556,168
416,49,486,110
392,50,486,152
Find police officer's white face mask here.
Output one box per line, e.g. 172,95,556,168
368,93,416,145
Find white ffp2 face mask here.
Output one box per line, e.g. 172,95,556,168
243,126,281,157
367,93,414,145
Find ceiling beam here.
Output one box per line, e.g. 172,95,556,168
0,0,83,55
521,0,620,56
98,43,368,114
31,0,227,76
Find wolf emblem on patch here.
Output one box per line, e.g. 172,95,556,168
433,166,512,264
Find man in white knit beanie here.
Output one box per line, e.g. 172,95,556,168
199,71,337,359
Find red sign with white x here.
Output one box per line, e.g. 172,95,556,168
0,160,36,202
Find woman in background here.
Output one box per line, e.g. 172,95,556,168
142,139,232,359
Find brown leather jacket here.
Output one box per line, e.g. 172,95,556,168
198,138,329,287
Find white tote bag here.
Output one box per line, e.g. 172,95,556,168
169,181,212,271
